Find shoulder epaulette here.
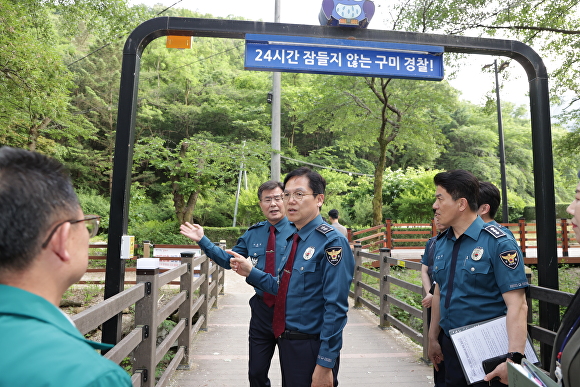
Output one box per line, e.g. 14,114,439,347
248,221,265,230
484,224,506,238
316,224,333,235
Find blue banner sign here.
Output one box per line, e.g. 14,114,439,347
245,34,444,81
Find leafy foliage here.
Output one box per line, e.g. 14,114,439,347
0,1,578,237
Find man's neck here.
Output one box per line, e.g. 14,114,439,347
451,212,478,238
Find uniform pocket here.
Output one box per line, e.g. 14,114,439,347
247,246,266,271
461,261,492,292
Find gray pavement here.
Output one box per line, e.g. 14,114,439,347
169,269,434,387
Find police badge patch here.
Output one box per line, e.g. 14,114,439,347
325,247,343,266
471,247,484,261
303,247,315,260
499,250,519,269
250,256,258,267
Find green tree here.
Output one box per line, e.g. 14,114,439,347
133,134,269,224
290,74,458,225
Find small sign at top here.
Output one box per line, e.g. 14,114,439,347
319,0,375,28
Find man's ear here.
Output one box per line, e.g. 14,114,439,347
479,203,491,215
49,222,72,262
458,198,469,212
316,194,325,208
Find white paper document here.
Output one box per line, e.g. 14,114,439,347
449,316,539,385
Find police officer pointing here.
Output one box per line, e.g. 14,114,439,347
231,167,355,387
428,170,529,387
180,180,295,387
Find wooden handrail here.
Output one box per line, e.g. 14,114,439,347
65,243,225,387
350,247,575,370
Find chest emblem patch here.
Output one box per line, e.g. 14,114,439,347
250,256,258,267
325,247,343,266
471,247,484,261
500,250,519,269
303,246,315,260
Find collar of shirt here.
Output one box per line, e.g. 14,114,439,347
446,215,485,242
0,284,113,350
268,216,290,233
290,214,324,242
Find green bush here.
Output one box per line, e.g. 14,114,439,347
77,190,110,231
128,219,248,247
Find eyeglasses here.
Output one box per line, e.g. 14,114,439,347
41,214,101,248
261,195,283,204
282,191,317,202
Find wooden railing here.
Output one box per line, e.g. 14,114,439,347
71,244,225,387
350,245,573,369
350,219,580,263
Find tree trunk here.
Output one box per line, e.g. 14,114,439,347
28,116,51,151
372,135,389,226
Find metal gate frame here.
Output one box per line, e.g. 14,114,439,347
104,16,558,365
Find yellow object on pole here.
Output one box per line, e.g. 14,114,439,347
166,36,192,49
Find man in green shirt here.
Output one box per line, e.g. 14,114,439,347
0,146,131,387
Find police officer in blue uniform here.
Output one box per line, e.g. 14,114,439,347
230,167,354,387
477,181,515,239
180,180,295,387
428,170,529,387
421,213,447,387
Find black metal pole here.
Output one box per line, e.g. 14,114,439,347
494,60,509,222
528,74,559,367
101,41,141,346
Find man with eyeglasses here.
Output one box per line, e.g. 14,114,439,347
0,146,131,387
230,167,355,387
180,180,295,387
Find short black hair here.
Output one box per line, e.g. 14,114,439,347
283,167,326,196
478,181,501,219
433,169,479,212
257,180,283,200
328,209,339,219
0,147,80,273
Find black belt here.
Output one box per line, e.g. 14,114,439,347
278,330,319,340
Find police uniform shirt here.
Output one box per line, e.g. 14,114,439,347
197,217,295,297
421,235,439,282
246,214,355,368
433,216,529,334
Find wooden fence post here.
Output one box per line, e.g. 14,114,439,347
379,247,391,329
347,228,353,243
177,252,194,370
353,244,363,309
518,218,527,257
218,240,226,295
385,220,392,249
142,240,151,258
133,259,160,387
210,260,219,309
561,219,569,257
200,254,210,331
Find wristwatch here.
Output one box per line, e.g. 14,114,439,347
507,352,526,364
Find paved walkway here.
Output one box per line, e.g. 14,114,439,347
169,268,435,387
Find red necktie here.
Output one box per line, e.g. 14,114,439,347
272,233,300,338
262,225,276,307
